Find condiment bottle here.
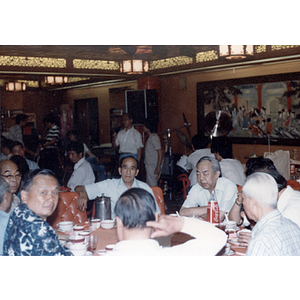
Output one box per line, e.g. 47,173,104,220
207,190,219,224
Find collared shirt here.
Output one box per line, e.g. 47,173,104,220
67,157,95,191
6,194,21,214
219,158,246,186
246,209,300,256
85,177,160,218
3,202,70,256
0,210,10,256
181,177,237,212
277,186,300,228
107,217,227,256
115,127,143,154
7,125,24,145
25,158,39,171
145,133,161,165
186,149,214,186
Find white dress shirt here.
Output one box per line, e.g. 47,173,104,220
115,127,143,154
182,177,237,213
219,158,246,186
67,158,95,191
107,217,227,256
85,177,160,218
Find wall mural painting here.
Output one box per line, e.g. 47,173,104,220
203,80,300,140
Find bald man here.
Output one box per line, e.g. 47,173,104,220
0,160,21,213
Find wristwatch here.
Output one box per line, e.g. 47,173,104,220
235,199,242,207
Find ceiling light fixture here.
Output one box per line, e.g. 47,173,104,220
120,59,149,74
45,76,68,85
219,45,254,59
5,82,26,92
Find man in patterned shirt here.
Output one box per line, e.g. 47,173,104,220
3,169,70,256
243,172,300,256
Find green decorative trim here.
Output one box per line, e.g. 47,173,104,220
271,45,300,51
0,56,66,68
196,50,218,63
150,56,193,70
255,45,267,53
73,59,119,70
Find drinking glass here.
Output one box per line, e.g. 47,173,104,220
89,234,98,254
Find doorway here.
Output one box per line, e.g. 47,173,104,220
74,98,99,147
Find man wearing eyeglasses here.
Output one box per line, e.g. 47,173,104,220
0,160,21,214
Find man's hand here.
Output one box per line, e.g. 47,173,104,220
238,230,252,247
146,215,185,238
75,185,88,212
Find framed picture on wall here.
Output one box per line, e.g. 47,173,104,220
197,72,300,146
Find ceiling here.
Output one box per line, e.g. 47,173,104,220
0,45,300,90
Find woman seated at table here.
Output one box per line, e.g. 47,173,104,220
3,169,70,256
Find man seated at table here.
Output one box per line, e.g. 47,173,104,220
75,156,160,217
229,157,300,246
67,141,95,191
0,160,21,214
179,156,237,222
0,137,14,161
242,172,300,256
10,141,39,171
108,188,227,256
3,169,70,256
0,177,13,256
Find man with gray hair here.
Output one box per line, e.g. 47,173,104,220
179,156,237,222
242,172,300,256
0,177,13,255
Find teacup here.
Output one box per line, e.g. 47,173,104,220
69,242,88,256
58,221,73,232
73,225,84,235
105,244,115,251
69,235,85,244
79,231,90,243
91,218,101,229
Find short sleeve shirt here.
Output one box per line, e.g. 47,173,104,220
115,127,143,154
145,133,161,165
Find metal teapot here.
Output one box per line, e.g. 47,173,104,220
95,193,111,220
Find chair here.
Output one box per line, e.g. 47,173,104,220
287,180,300,191
177,173,191,200
47,191,87,228
150,186,165,215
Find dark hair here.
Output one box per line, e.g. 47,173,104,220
43,115,56,125
67,141,84,155
211,137,232,159
124,113,133,121
143,118,158,133
10,141,23,153
1,138,14,152
191,134,210,150
16,114,28,125
21,169,57,192
67,130,79,140
10,155,30,178
115,188,156,229
245,157,287,191
119,155,138,169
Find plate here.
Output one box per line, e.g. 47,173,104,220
85,251,93,256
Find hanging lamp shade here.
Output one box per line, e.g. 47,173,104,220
45,76,68,85
219,45,254,59
120,59,149,74
5,82,26,92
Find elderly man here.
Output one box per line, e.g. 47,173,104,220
3,169,70,256
10,141,39,170
0,178,13,255
75,156,160,217
108,188,227,256
67,141,95,191
242,172,300,256
0,160,21,214
113,113,143,164
179,156,237,222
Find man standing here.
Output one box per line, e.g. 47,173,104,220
0,177,13,255
242,172,300,256
113,113,143,164
179,156,237,222
67,141,95,191
143,119,163,187
75,156,160,217
108,188,227,256
7,114,28,146
0,160,21,214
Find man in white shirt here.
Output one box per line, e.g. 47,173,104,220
113,113,143,164
186,134,214,187
67,141,95,191
75,156,160,218
180,156,237,222
108,188,227,256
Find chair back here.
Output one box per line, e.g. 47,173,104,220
177,173,191,200
287,179,300,191
150,186,165,215
47,191,87,228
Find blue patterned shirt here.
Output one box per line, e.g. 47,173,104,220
246,209,300,256
3,202,70,256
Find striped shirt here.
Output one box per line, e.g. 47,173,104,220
246,209,300,256
45,125,60,148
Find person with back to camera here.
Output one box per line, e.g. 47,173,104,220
107,188,227,256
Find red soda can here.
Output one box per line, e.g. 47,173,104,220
207,200,220,224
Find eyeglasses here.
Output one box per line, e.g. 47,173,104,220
1,174,21,180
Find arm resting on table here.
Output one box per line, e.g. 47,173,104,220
75,185,89,212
